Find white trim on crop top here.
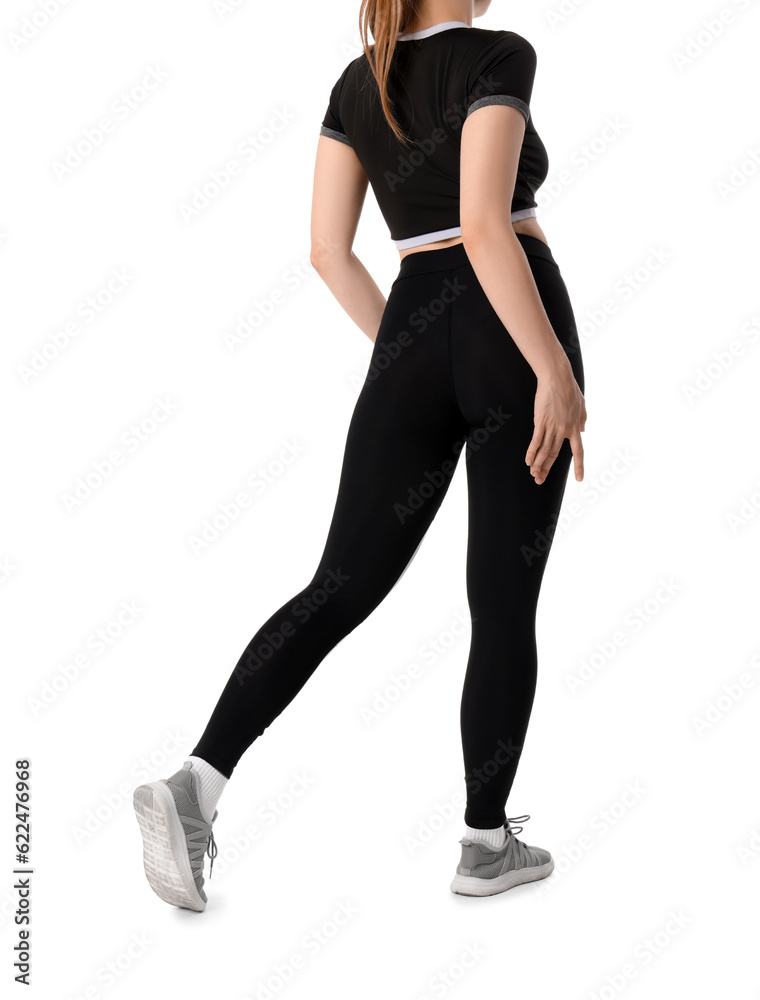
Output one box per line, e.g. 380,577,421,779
397,19,472,40
393,20,536,249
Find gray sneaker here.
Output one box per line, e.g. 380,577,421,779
450,814,553,896
133,761,219,912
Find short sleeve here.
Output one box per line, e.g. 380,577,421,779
465,32,537,125
319,64,353,147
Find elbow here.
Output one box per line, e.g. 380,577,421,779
310,240,352,271
460,226,481,254
309,247,325,271
459,217,484,248
460,217,517,253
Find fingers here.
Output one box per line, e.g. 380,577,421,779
527,421,585,484
570,428,584,481
527,386,587,486
524,427,543,470
526,429,563,485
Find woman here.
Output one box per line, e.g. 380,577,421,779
133,0,587,909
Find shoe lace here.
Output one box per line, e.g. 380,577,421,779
206,827,218,878
505,813,530,837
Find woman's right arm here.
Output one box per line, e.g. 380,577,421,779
460,103,586,485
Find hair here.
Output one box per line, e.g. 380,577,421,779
358,0,424,147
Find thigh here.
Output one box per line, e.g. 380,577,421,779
451,246,583,613
463,419,571,617
310,271,469,608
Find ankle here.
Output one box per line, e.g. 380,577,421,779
187,756,228,823
463,824,506,849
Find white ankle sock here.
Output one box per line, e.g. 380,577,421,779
187,756,228,823
464,824,506,849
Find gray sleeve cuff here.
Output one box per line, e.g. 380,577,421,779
466,94,530,124
319,125,352,147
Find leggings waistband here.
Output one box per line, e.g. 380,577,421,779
396,234,558,280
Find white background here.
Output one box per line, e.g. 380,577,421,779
2,0,759,997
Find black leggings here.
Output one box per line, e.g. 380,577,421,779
191,234,585,828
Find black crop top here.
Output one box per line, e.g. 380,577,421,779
319,20,549,249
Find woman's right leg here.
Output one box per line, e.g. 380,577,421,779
190,263,470,777
453,235,585,831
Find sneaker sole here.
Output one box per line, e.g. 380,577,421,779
133,782,207,912
450,857,554,896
